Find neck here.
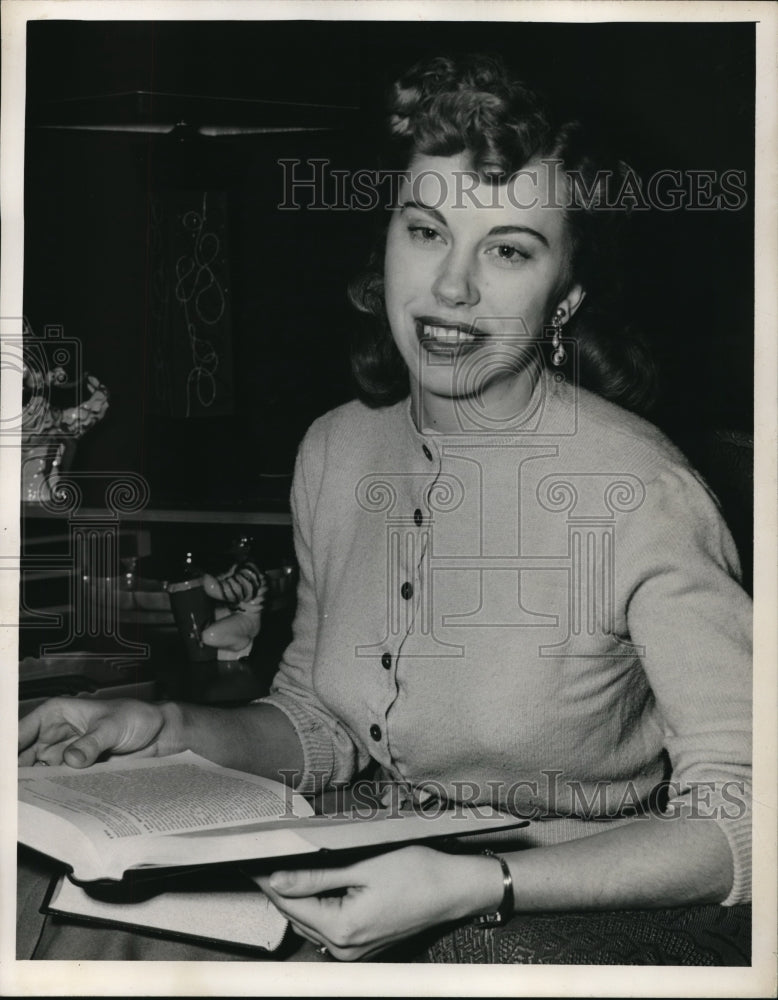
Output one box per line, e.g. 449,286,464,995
410,366,542,435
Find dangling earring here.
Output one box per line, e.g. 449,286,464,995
551,307,566,367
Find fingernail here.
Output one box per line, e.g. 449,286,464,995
66,748,85,764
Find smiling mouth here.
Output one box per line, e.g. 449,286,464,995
416,318,484,349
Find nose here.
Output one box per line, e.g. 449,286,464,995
431,249,480,309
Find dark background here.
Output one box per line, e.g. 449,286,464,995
24,20,755,511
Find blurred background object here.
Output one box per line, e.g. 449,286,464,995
21,360,109,502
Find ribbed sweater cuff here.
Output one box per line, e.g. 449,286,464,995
255,693,336,795
718,813,752,906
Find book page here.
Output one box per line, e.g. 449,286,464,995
19,752,312,844
48,871,289,952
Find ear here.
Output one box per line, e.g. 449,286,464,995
556,284,586,323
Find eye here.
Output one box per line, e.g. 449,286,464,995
486,243,531,265
408,225,444,245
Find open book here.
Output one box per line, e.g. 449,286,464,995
19,751,528,883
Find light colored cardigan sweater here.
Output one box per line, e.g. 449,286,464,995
260,371,752,905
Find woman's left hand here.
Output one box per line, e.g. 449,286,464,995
256,846,500,961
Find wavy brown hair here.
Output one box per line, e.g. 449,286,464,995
348,53,658,413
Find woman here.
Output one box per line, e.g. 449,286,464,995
18,55,751,964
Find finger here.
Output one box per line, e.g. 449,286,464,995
201,611,260,652
256,877,329,938
287,919,326,948
223,575,242,604
261,885,346,947
266,894,344,936
61,716,124,767
256,873,341,917
202,564,265,606
18,746,40,767
267,892,376,963
235,566,266,602
24,735,82,766
267,865,360,898
18,706,45,751
237,564,261,590
203,566,253,604
201,568,237,603
18,704,81,754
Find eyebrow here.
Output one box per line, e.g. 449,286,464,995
400,200,550,249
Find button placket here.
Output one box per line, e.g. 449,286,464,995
361,436,439,765
370,471,420,760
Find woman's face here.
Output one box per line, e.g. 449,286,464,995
384,152,584,421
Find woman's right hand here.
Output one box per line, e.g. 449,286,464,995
18,697,182,768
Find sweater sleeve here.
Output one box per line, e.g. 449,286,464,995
256,424,369,793
620,464,752,905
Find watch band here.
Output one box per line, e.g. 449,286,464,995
473,849,514,926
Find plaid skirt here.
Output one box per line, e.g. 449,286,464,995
407,903,751,965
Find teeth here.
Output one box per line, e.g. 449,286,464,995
423,324,475,343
